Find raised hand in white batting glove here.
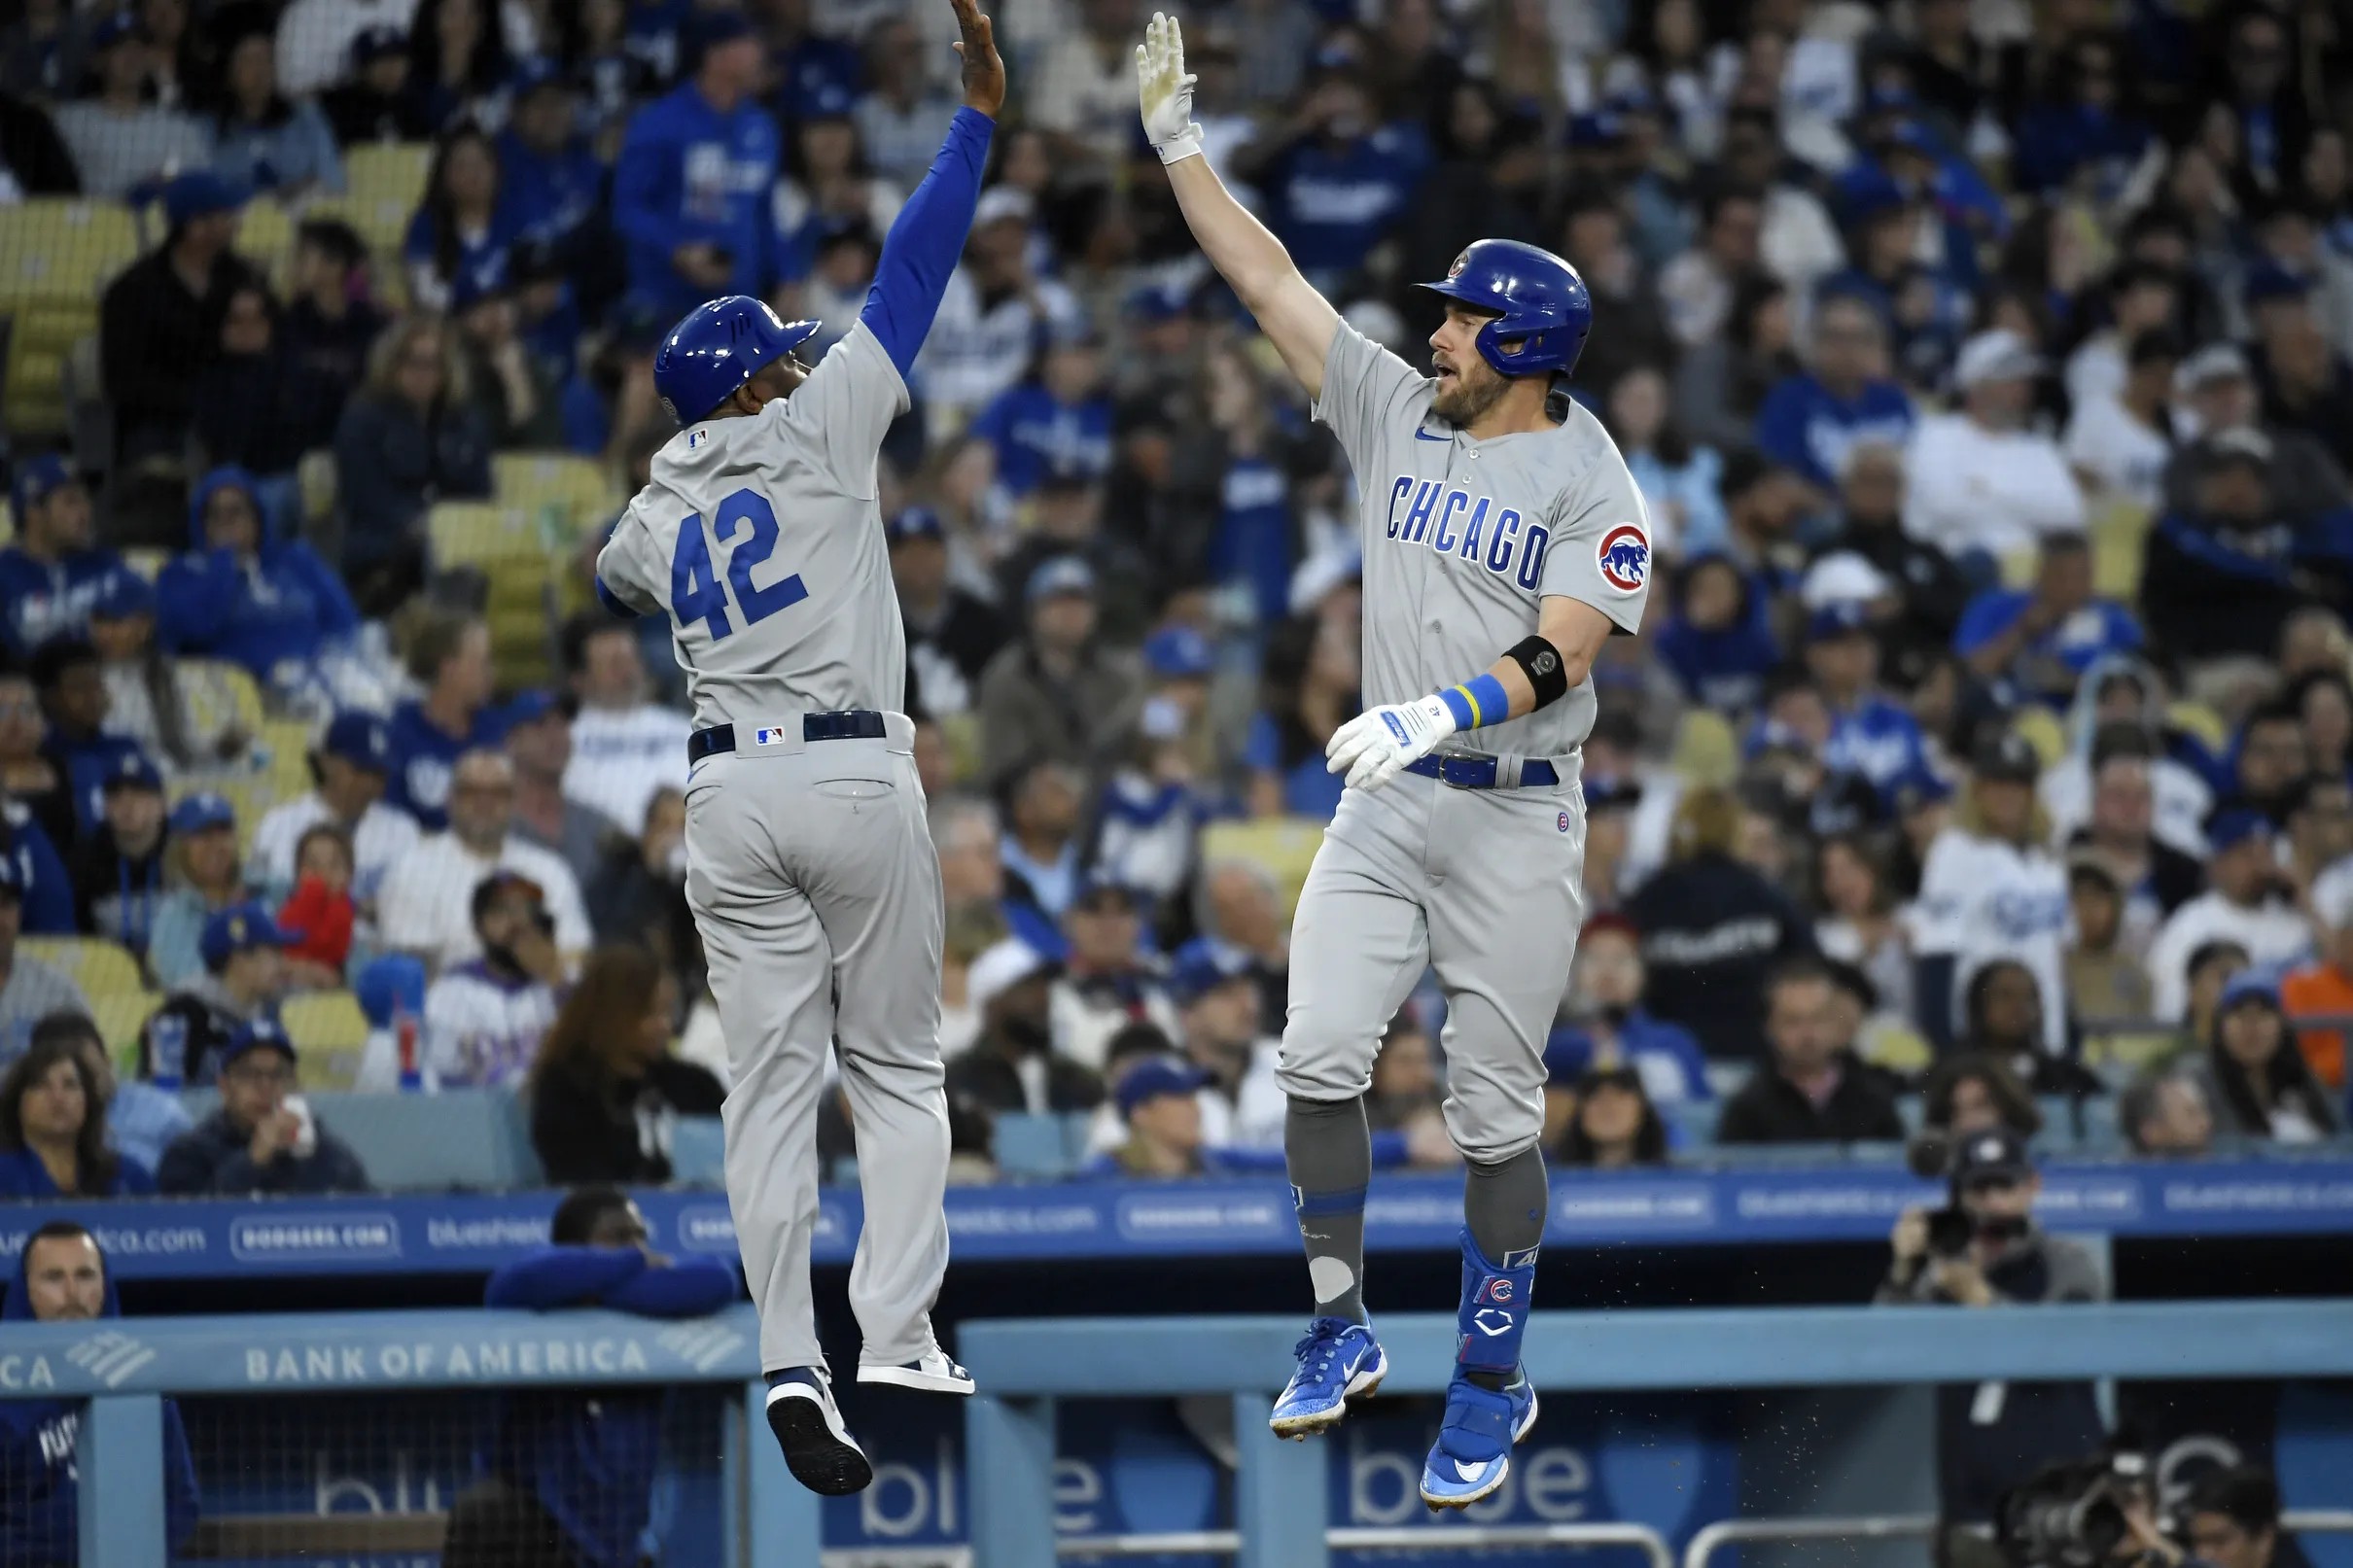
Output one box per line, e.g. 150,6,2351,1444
1326,696,1457,792
1135,11,1204,165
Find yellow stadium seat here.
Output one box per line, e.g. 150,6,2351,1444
122,546,167,579
177,659,266,741
2012,708,2066,769
2167,699,2228,754
1669,710,1738,789
90,991,163,1056
258,718,317,802
493,452,621,544
430,501,546,569
281,990,370,1091
2089,496,2153,603
345,144,433,223
234,197,297,290
1199,819,1326,923
299,448,338,524
0,200,138,301
20,937,144,997
0,500,12,545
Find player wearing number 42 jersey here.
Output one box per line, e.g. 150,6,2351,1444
1138,11,1654,1512
592,0,1007,1500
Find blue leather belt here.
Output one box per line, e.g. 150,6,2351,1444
687,712,887,764
1404,754,1560,789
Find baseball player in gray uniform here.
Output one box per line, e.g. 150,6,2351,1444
1139,13,1653,1509
592,0,1003,1497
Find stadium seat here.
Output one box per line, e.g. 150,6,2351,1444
992,1112,1072,1180
493,452,621,544
122,546,167,579
0,200,137,301
178,660,267,745
20,936,144,998
298,448,338,526
281,990,369,1089
90,990,163,1058
1669,709,1738,788
1198,819,1323,923
344,143,433,226
429,501,547,569
671,1115,725,1184
2166,699,2228,755
257,717,318,803
234,198,297,291
2090,495,2153,601
2012,708,2066,769
0,500,12,544
306,1089,543,1190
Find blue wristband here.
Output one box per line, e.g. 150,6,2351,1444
1438,672,1510,731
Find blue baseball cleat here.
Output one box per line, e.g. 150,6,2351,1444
1269,1316,1387,1439
1418,1367,1540,1509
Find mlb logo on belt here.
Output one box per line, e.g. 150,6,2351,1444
755,726,790,746
1597,523,1648,594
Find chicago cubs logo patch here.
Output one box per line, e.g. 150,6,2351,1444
1558,811,1571,832
1597,523,1649,594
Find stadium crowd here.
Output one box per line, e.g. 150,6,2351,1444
0,0,2347,1193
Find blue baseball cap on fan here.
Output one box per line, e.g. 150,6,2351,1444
1114,1057,1208,1118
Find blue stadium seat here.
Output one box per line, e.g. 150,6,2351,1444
304,1091,543,1192
671,1115,726,1185
993,1113,1073,1180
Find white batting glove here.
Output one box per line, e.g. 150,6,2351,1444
1326,696,1457,792
1135,12,1204,165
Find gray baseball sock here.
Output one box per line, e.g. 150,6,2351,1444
1285,1094,1371,1324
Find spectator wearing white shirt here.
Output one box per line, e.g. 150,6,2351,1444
1167,939,1282,1151
248,711,421,916
505,690,622,899
560,615,688,840
2063,329,2181,512
914,188,1080,428
377,749,591,972
274,0,417,97
1909,732,2071,1056
419,871,564,1089
1904,330,2088,565
1657,186,1765,349
2146,811,2318,1023
2063,261,2182,414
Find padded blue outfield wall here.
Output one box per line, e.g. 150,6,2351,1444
5,1303,2353,1567
8,1156,2353,1280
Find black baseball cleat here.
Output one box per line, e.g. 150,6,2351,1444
766,1368,873,1495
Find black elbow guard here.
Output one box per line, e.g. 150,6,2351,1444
1505,635,1570,710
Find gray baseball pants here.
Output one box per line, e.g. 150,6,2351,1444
683,714,949,1375
1278,765,1587,1161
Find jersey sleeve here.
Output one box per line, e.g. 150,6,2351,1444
1538,437,1654,635
1310,321,1424,473
783,320,910,500
594,508,668,617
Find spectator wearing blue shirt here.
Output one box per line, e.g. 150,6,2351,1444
1808,601,1934,804
386,613,508,831
2011,34,2154,201
29,637,144,842
0,1029,156,1197
156,467,360,694
1543,914,1712,1109
1835,116,2005,284
211,24,345,198
404,123,523,314
2143,428,2353,666
0,791,76,937
612,11,778,317
1956,534,2142,710
969,324,1115,500
443,1187,737,1568
1755,291,1916,489
0,455,122,659
498,59,606,251
1655,553,1780,714
1259,60,1427,292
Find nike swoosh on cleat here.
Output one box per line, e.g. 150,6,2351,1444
1453,1458,1495,1484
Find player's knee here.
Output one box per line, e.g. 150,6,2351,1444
1442,1088,1544,1167
1276,1020,1378,1101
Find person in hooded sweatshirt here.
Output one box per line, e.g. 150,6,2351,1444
441,1187,738,1568
1653,552,1782,715
2038,655,2217,858
155,466,361,696
0,1220,200,1564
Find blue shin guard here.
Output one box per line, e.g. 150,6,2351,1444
1419,1230,1540,1509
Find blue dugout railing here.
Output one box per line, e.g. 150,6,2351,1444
0,1304,823,1568
960,1301,2353,1568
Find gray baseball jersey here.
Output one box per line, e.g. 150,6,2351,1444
1274,323,1654,1166
596,320,909,728
596,318,953,1379
1312,322,1653,758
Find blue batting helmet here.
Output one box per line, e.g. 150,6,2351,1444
652,296,822,425
1417,239,1593,379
